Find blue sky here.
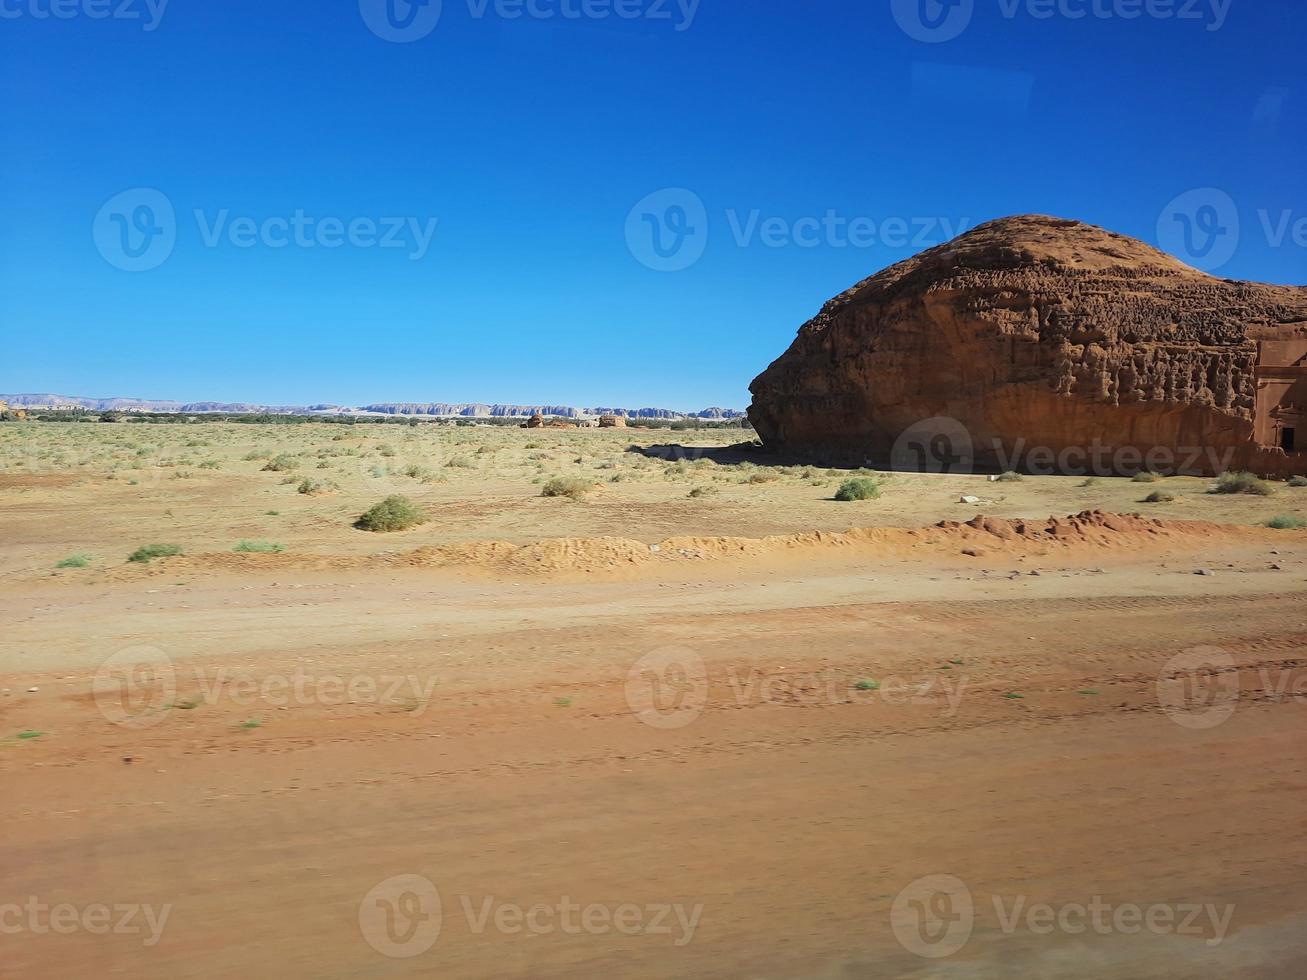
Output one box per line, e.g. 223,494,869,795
1,0,1303,410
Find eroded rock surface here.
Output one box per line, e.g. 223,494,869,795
748,215,1307,475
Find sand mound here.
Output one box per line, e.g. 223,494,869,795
93,511,1261,581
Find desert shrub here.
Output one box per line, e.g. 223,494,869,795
262,454,297,472
1289,476,1307,488
354,495,426,532
55,554,91,569
1078,477,1100,487
1264,515,1306,530
996,471,1023,482
834,478,880,501
688,486,718,498
127,543,182,563
1213,471,1274,496
199,459,220,469
1132,471,1161,483
746,472,778,484
234,540,283,553
404,464,434,481
297,478,333,495
446,456,475,468
541,477,593,500
1143,490,1175,503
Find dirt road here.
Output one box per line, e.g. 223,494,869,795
3,528,1307,978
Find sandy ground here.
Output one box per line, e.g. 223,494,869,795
3,422,1307,977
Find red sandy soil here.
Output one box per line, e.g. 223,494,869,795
2,515,1306,978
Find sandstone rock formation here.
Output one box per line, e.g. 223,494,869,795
748,216,1307,476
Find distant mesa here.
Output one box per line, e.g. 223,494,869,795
748,215,1307,477
0,394,745,422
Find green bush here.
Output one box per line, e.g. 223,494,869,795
1143,490,1175,503
262,454,297,472
1264,515,1306,530
834,478,880,501
55,553,91,569
1288,476,1307,488
996,471,1023,482
234,540,283,553
1132,471,1161,483
1212,471,1274,496
355,495,425,532
542,477,594,500
128,543,182,563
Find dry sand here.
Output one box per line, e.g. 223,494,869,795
2,422,1306,978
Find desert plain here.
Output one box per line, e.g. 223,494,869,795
2,420,1307,978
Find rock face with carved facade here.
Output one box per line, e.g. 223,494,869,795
748,215,1307,476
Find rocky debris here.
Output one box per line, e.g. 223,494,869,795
1195,568,1214,576
959,495,981,504
748,215,1307,475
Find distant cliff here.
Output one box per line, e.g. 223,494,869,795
1,393,744,420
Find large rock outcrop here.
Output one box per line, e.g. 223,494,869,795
748,215,1307,476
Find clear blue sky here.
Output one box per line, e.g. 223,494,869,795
2,0,1303,410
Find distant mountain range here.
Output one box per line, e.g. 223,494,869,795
0,393,745,421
